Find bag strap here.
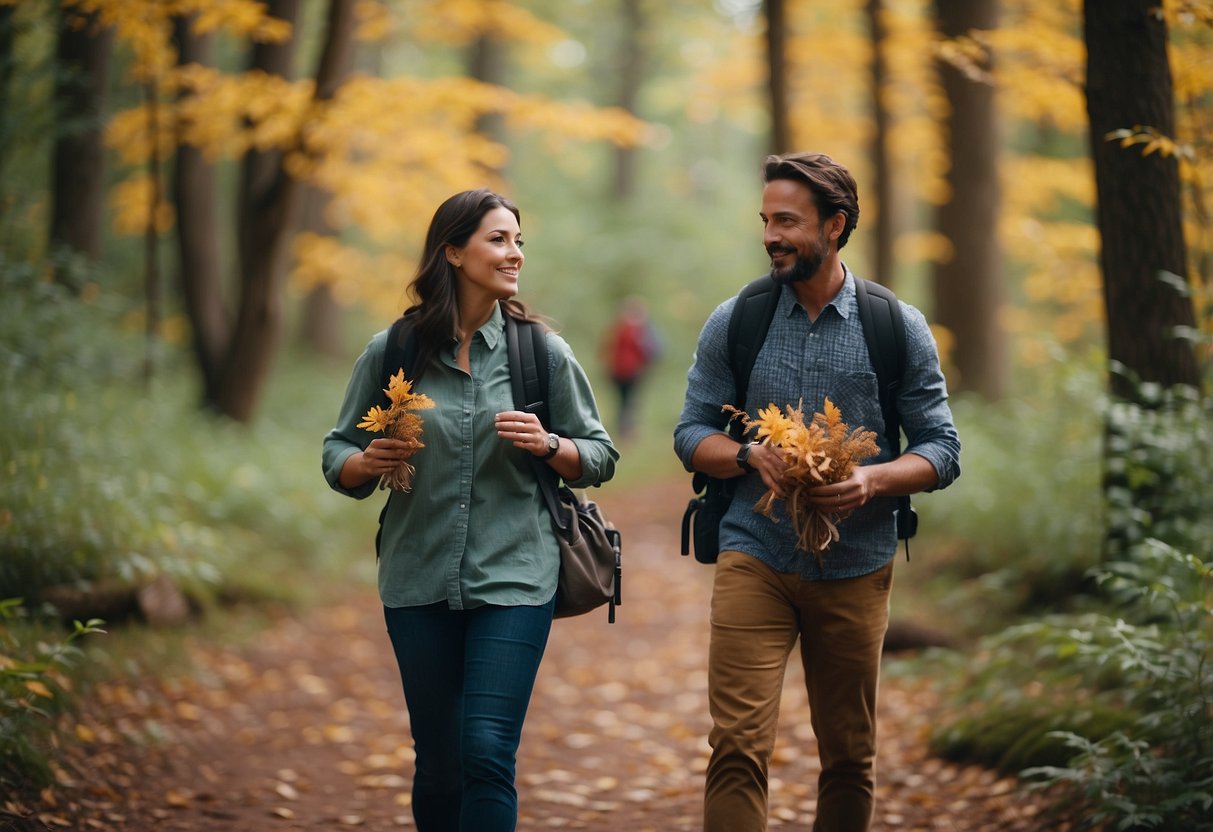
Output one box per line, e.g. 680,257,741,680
853,276,914,552
853,276,905,461
382,313,419,406
504,311,571,537
375,313,420,560
726,275,782,436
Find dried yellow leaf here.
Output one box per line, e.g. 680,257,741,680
725,397,879,559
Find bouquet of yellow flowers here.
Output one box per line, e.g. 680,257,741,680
725,397,879,560
357,369,436,491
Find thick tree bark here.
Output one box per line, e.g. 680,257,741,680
0,7,15,184
172,16,229,403
611,0,645,201
217,0,304,422
467,33,506,177
298,0,359,357
931,0,1007,400
866,0,894,287
1084,0,1197,399
210,0,357,422
1085,1,1198,562
49,6,112,276
764,0,790,155
142,81,163,383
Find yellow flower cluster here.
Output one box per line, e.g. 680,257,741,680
358,369,436,491
726,398,879,560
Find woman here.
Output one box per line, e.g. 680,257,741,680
322,189,617,831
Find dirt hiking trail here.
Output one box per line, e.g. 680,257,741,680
4,480,1051,831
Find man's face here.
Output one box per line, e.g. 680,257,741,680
760,178,834,286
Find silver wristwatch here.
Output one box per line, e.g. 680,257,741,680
541,432,560,459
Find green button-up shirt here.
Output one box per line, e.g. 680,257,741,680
323,305,618,610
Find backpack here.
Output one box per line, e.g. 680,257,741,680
679,274,917,563
376,308,622,620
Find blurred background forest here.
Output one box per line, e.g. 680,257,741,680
1,0,1211,828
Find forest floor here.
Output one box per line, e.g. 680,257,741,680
3,478,1057,832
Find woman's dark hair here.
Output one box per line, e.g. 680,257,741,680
762,152,860,250
403,188,539,380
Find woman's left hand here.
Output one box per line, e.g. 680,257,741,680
495,410,550,456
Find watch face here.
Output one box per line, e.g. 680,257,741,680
737,443,754,471
547,433,560,451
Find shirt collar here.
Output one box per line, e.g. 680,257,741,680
479,301,506,350
446,302,506,354
778,263,856,319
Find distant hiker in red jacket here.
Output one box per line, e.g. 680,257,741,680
602,297,660,440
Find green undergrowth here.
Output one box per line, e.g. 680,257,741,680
909,383,1213,831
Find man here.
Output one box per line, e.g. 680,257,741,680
673,152,961,831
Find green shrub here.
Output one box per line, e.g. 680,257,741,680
0,598,105,787
0,257,377,605
914,369,1105,622
928,539,1212,831
1103,383,1213,561
1020,540,1213,830
924,383,1213,830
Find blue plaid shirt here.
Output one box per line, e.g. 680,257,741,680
674,268,961,581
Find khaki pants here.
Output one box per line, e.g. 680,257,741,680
704,551,894,832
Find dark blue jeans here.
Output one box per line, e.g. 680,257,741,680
384,598,555,832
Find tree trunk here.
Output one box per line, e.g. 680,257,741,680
467,31,506,178
215,0,304,422
172,15,229,404
142,81,162,383
931,0,1007,400
611,0,645,201
866,0,894,287
209,0,358,422
49,6,112,277
764,0,790,155
1084,0,1197,399
297,0,359,357
0,7,15,185
1085,1,1199,562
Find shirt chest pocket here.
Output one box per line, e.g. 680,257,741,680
833,370,879,405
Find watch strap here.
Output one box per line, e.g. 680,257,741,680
736,442,756,473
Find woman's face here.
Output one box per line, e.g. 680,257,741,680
447,206,525,301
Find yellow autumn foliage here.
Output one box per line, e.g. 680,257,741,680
725,398,879,560
410,0,567,46
109,174,175,236
62,0,290,82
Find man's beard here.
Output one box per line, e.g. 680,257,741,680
769,245,825,286
768,226,831,286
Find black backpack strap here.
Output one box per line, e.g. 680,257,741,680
504,312,569,535
376,313,419,560
382,314,420,407
853,276,905,455
727,275,782,425
682,276,782,556
853,276,915,551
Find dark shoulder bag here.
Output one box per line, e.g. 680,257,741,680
504,314,622,622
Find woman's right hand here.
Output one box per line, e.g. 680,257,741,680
339,438,418,488
361,438,418,478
